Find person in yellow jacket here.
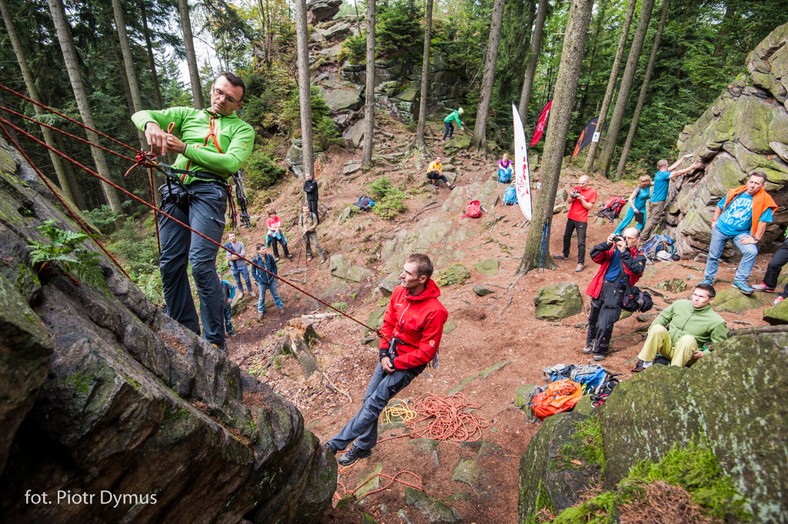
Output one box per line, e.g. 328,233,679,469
425,156,454,190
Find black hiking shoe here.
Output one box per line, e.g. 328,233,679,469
337,445,371,467
324,442,338,455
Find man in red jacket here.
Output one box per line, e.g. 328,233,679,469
584,227,646,361
325,254,449,466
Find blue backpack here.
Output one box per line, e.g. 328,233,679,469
497,167,513,183
354,196,375,210
642,234,676,262
503,186,518,205
570,365,608,393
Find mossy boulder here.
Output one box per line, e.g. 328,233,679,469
442,134,471,153
474,258,499,276
533,282,584,321
329,254,373,283
437,264,470,286
763,298,788,324
404,488,462,523
657,278,687,293
712,287,773,313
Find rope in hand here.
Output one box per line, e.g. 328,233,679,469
0,92,381,335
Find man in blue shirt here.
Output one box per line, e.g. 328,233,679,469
701,172,777,295
640,155,701,239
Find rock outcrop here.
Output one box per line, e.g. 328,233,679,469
0,142,336,522
518,328,788,523
668,23,788,258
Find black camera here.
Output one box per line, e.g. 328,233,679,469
572,190,581,199
611,235,624,242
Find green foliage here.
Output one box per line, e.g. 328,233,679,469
282,86,342,150
377,0,423,63
559,415,605,472
28,220,106,292
84,205,121,235
340,33,367,64
551,441,751,523
245,150,286,190
367,177,406,219
523,480,554,524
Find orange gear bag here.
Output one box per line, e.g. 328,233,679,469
531,379,583,420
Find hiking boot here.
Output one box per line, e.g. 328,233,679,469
337,445,371,467
593,353,607,362
257,311,264,320
237,291,245,300
553,254,568,260
320,257,327,264
752,282,775,292
631,359,651,373
278,307,285,315
575,263,584,272
774,296,786,306
448,184,455,190
699,277,714,286
274,256,280,262
286,254,293,259
324,442,338,455
227,331,237,338
211,342,226,352
307,255,313,262
733,281,754,295
582,345,594,355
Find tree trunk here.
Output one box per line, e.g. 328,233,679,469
111,0,146,148
471,0,505,151
518,0,548,125
0,0,76,206
361,0,375,168
414,0,434,150
615,0,670,178
295,0,314,179
47,0,123,214
139,0,163,109
518,0,594,274
599,0,655,177
583,0,636,173
178,0,203,108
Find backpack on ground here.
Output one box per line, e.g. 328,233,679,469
544,364,574,383
641,234,676,262
463,200,483,218
530,379,583,420
503,186,518,205
354,195,375,210
590,374,620,407
570,365,608,393
597,197,628,222
497,167,513,183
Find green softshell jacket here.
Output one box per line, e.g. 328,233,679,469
132,107,254,185
443,110,463,129
652,299,728,352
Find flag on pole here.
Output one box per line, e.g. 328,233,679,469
529,100,552,147
512,103,532,222
572,117,599,159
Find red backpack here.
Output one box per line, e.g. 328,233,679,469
463,200,482,218
530,379,583,420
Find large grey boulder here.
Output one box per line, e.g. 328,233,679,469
329,254,373,282
533,282,584,321
321,86,362,112
0,139,335,522
307,0,342,23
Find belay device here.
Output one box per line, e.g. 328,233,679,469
232,170,252,228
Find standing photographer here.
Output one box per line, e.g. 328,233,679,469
554,175,598,272
583,228,646,361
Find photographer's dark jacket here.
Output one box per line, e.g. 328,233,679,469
585,242,645,299
378,279,449,370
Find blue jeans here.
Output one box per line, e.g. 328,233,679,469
442,121,454,141
231,264,253,293
158,181,227,346
257,280,283,313
703,228,758,283
328,363,418,451
223,304,233,334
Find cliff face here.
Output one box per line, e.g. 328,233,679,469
668,23,788,257
0,144,336,522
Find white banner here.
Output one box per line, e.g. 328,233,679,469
512,103,533,221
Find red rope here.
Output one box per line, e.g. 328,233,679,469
0,83,137,153
406,393,490,442
0,114,380,334
0,122,131,280
0,103,137,163
334,470,424,503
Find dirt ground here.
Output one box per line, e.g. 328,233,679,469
224,125,772,523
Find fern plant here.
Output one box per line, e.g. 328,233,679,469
28,220,107,292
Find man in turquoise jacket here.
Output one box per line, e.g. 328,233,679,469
132,72,254,350
633,283,728,371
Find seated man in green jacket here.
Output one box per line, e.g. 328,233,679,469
132,72,254,350
632,283,728,371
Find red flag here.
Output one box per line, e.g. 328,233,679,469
530,100,552,147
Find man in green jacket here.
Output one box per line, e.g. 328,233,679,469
632,283,728,371
442,108,464,141
132,72,255,350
